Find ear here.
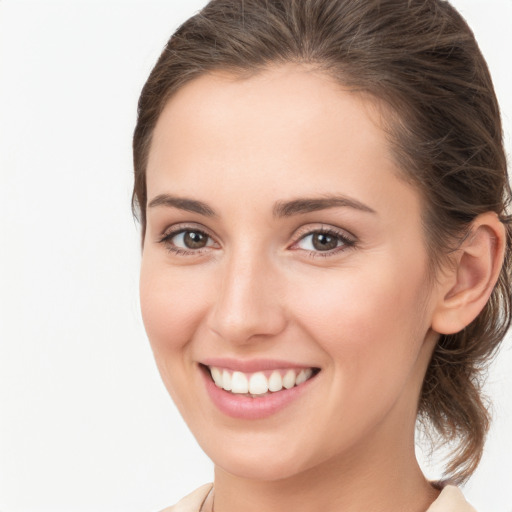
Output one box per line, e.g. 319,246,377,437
431,212,506,335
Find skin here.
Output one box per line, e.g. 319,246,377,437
139,65,504,512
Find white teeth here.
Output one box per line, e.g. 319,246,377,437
231,371,249,393
207,365,316,395
268,371,283,392
282,369,296,389
295,368,313,385
222,369,232,391
249,372,269,395
211,367,222,387
295,369,307,385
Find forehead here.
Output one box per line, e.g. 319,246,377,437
146,64,420,222
150,65,387,154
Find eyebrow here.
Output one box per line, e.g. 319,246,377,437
273,195,376,217
147,193,376,218
148,194,216,217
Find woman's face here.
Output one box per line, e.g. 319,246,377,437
140,65,442,480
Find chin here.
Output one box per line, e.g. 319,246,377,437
217,457,305,482
202,438,321,482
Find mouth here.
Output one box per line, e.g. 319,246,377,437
200,363,321,398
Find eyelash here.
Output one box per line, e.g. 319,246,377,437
291,227,356,258
158,225,215,256
157,225,356,258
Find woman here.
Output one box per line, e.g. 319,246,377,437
132,1,511,510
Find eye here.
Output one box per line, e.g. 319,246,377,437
159,227,217,254
298,232,340,251
292,227,355,256
173,230,211,249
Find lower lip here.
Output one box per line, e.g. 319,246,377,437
200,365,319,420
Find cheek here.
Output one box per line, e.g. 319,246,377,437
284,260,432,446
139,255,216,414
290,256,431,377
139,256,210,356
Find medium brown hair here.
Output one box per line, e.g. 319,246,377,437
133,0,512,483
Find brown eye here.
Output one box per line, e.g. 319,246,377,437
294,228,355,255
311,233,338,251
161,228,215,253
183,231,208,249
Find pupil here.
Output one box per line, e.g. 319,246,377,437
184,231,207,249
312,233,337,251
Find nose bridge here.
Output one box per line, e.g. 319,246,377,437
208,243,286,344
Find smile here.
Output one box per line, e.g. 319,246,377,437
199,362,321,419
207,365,318,396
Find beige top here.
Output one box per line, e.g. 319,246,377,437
161,483,477,512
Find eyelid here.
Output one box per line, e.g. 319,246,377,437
289,224,357,255
158,222,216,240
157,222,220,254
291,224,356,243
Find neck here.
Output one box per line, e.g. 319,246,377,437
212,437,438,512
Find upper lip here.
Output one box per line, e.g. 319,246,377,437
200,357,320,373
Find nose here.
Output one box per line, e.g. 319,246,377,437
207,248,287,345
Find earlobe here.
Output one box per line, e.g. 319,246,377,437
431,212,506,335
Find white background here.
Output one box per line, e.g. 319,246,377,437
0,1,511,511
